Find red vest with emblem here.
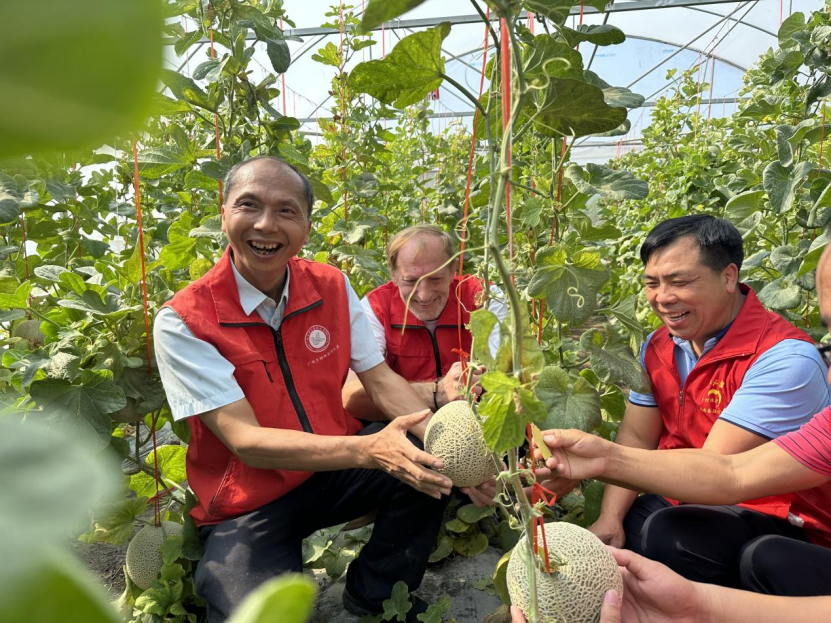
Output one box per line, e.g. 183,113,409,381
164,248,361,526
366,275,483,382
644,284,814,519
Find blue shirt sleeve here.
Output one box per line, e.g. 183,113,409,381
719,339,831,439
628,331,657,407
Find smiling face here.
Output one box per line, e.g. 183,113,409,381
221,159,311,299
643,235,740,355
392,236,456,322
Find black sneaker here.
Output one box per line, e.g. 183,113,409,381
341,586,430,622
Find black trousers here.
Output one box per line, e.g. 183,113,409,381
194,423,449,622
622,494,831,596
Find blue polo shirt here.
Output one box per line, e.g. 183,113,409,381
629,329,831,440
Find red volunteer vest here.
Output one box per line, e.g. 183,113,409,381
165,248,361,526
366,275,483,382
644,284,814,518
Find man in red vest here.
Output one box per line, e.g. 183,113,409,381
545,215,830,588
154,157,453,623
342,225,507,418
519,240,831,615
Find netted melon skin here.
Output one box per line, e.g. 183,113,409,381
125,521,183,590
507,522,623,623
424,401,495,488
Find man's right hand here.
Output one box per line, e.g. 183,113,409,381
536,429,611,481
362,410,453,499
589,513,626,548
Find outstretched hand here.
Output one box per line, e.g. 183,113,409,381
439,361,483,405
510,547,703,622
533,429,611,481
364,410,453,499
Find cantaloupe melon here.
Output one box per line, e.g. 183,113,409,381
507,521,623,623
424,401,495,488
125,521,182,590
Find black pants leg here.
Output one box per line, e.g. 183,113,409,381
194,423,449,622
639,504,810,589
739,534,831,596
621,494,672,555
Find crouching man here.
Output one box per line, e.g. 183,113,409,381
154,157,451,622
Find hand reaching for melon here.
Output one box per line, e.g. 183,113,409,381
363,409,453,499
438,361,483,406
509,545,703,623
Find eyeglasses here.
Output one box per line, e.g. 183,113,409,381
817,343,831,369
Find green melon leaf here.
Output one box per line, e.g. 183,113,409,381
532,78,627,138
524,0,607,26
382,581,413,621
757,278,803,310
359,0,429,32
579,328,649,393
159,212,198,271
564,163,648,200
770,245,802,276
527,246,609,327
0,0,162,157
457,503,495,524
0,281,33,309
349,23,451,108
561,24,625,47
535,366,601,432
470,309,499,368
2,549,121,623
29,373,126,449
453,533,490,558
763,161,813,214
724,190,765,225
523,35,584,81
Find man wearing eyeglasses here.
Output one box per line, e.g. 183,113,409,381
539,215,831,591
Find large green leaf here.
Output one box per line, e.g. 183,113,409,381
2,549,121,623
778,11,806,47
604,295,645,341
138,145,194,179
0,418,117,595
359,0,428,32
763,161,813,214
532,78,627,138
579,328,649,392
535,366,601,432
159,212,198,270
561,25,625,48
0,0,162,157
29,373,126,449
266,39,291,74
523,35,584,81
479,373,539,454
349,23,451,108
565,163,648,200
724,190,765,225
527,246,609,326
770,245,802,276
584,71,645,109
0,281,33,309
757,278,802,310
227,574,316,623
470,309,499,368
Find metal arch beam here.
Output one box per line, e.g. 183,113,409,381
224,0,749,40
623,34,749,72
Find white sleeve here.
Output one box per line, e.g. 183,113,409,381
361,295,387,356
486,284,508,358
344,275,385,373
153,307,245,421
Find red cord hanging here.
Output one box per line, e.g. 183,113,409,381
132,136,161,525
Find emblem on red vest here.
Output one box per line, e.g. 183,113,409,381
305,325,330,352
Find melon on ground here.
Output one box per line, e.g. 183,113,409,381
125,521,183,590
424,401,495,488
507,521,623,623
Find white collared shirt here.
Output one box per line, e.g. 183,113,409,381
154,262,383,421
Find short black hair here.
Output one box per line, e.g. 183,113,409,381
640,214,743,272
222,155,315,218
